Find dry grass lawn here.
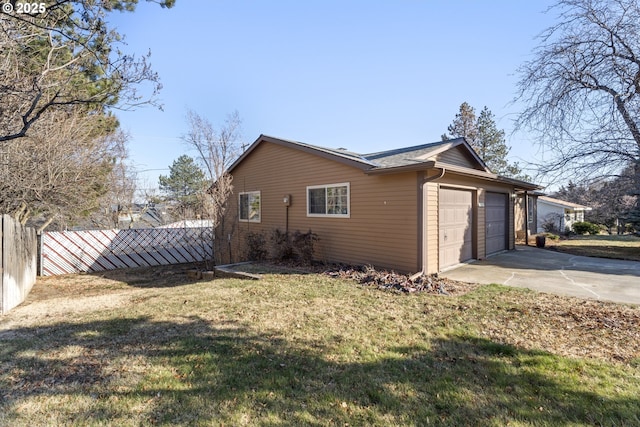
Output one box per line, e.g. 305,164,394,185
543,234,640,261
1,263,639,426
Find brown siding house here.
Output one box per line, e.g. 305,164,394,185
227,135,539,274
514,192,540,239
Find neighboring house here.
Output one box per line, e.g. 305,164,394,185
118,203,174,229
226,135,539,274
536,196,592,234
159,219,214,228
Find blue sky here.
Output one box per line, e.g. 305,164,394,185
109,1,557,193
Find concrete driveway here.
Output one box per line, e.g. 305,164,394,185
440,245,640,305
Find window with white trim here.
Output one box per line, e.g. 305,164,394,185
239,191,261,222
307,183,350,217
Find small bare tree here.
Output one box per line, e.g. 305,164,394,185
0,108,133,230
182,110,242,268
90,130,139,229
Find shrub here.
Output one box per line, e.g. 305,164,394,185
292,230,319,264
544,233,560,240
572,221,601,235
245,231,267,261
542,213,563,233
270,229,294,261
269,228,319,263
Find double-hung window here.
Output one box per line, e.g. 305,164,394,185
307,183,350,217
239,191,261,222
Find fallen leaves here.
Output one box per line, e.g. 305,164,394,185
324,265,479,296
470,293,640,363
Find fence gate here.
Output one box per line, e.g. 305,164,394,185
40,227,213,276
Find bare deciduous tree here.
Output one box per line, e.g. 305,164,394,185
515,0,640,182
182,110,243,267
89,130,139,229
0,108,133,230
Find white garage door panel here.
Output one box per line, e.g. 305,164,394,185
485,192,508,254
439,188,473,269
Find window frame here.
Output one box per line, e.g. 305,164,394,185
306,182,350,218
238,191,261,223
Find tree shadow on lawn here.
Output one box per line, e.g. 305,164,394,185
1,317,637,426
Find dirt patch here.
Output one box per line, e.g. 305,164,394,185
0,263,203,330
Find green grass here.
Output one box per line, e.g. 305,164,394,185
1,267,639,426
545,234,640,261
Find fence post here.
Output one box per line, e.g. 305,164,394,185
1,215,4,314
37,232,43,277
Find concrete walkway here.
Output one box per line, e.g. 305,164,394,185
440,245,640,305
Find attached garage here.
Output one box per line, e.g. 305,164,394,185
439,187,474,270
485,192,508,255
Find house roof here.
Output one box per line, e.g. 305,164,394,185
363,138,487,169
538,196,592,211
229,135,376,172
229,134,540,190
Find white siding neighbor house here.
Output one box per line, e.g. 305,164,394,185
536,196,591,233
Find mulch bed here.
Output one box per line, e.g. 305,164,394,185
324,265,478,295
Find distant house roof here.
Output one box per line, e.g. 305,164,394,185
159,219,214,228
538,196,592,211
229,134,539,190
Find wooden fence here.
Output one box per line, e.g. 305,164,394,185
1,215,37,315
40,227,213,276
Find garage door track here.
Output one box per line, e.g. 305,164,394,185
440,245,640,305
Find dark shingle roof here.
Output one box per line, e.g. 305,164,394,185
272,136,377,167
363,139,463,168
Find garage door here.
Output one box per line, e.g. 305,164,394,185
439,188,473,270
485,192,508,255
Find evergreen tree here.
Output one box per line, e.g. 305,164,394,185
476,107,510,174
158,155,206,216
442,102,477,142
0,1,175,142
443,103,528,180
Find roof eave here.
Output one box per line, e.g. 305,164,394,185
494,176,542,191
366,160,541,190
538,197,593,211
431,162,540,190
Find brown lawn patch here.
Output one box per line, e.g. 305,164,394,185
544,234,640,261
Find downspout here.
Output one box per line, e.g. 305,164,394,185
523,191,529,246
285,205,289,234
412,167,446,280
